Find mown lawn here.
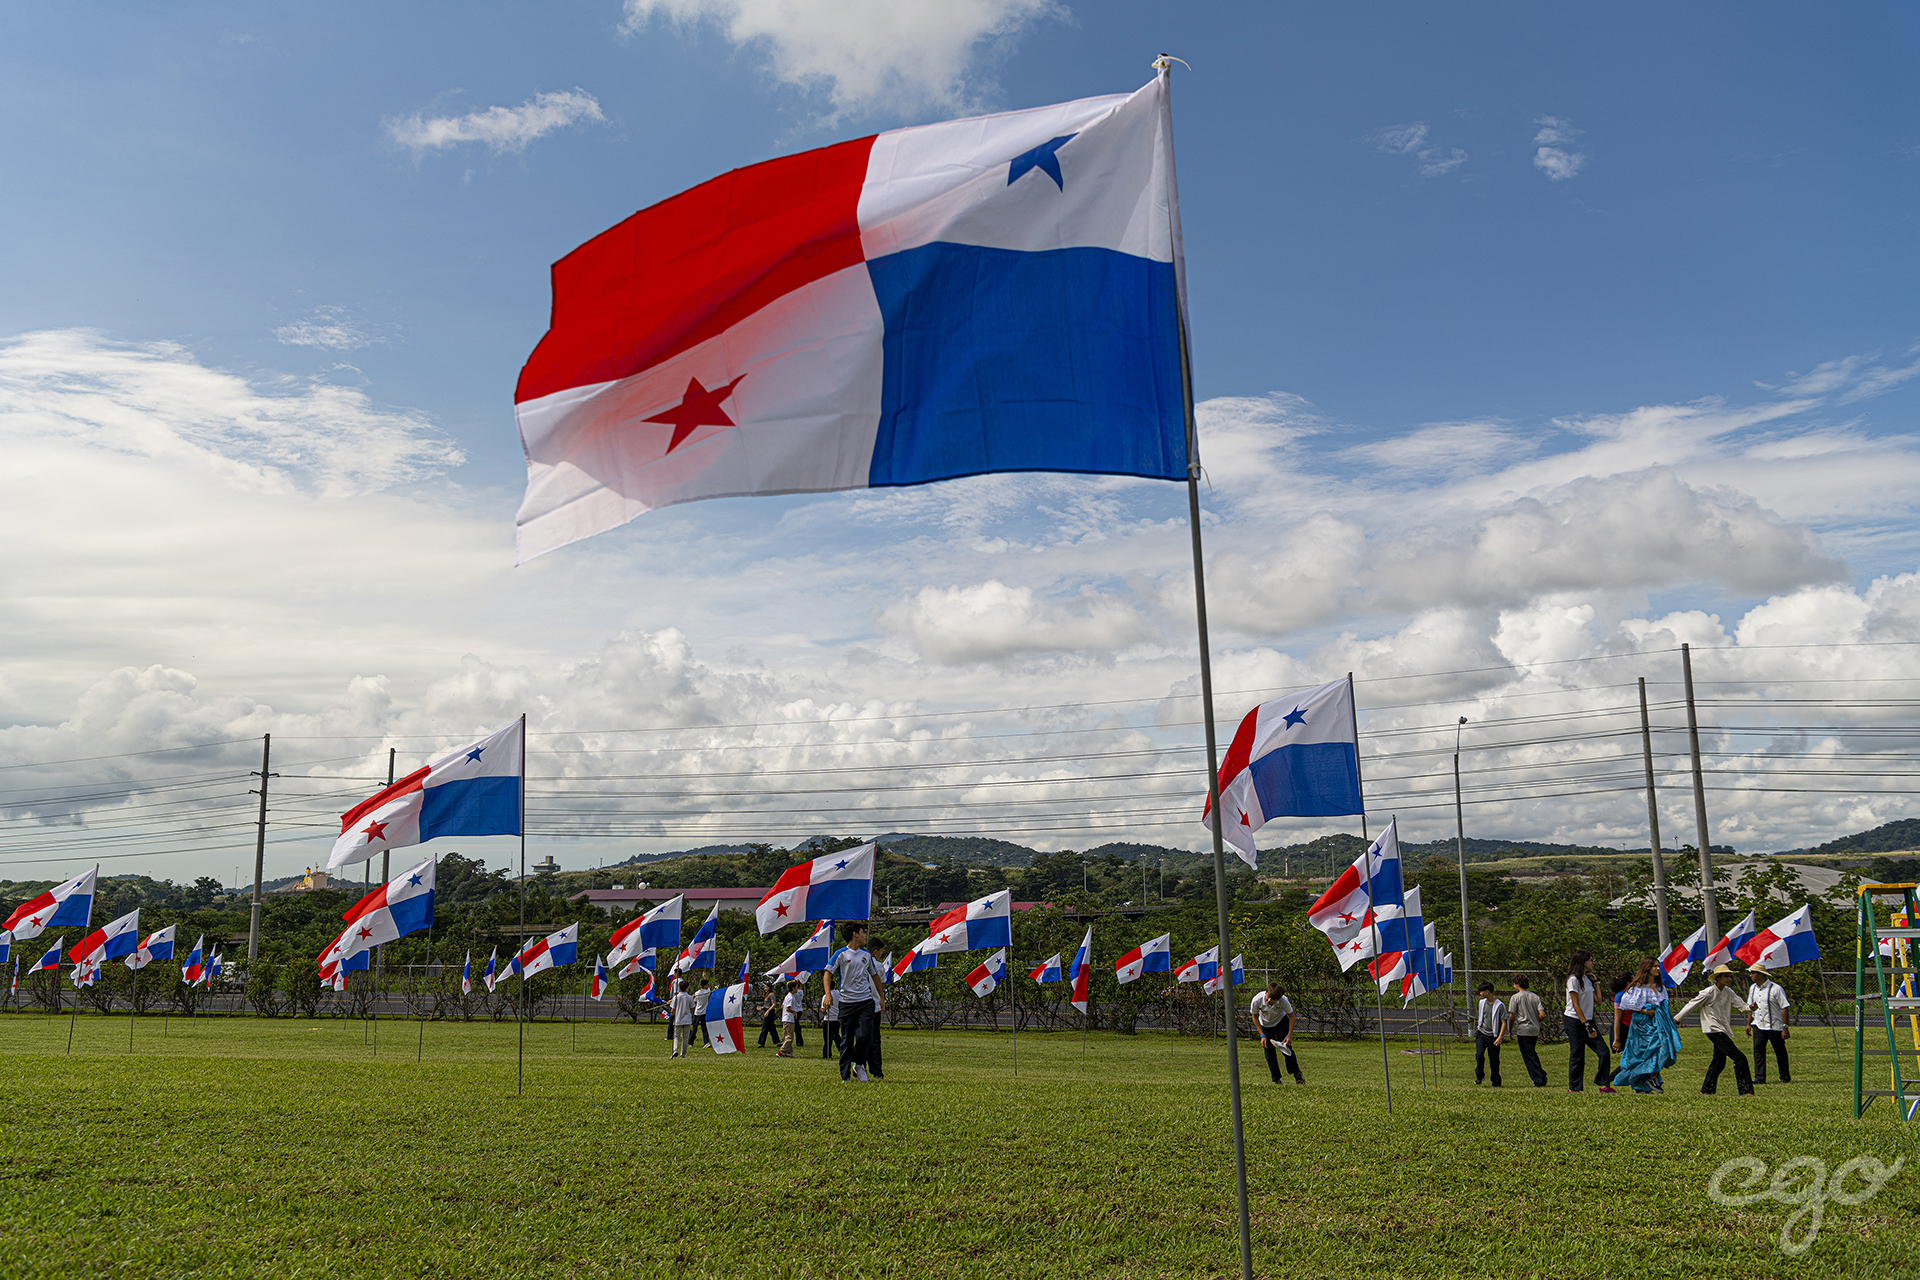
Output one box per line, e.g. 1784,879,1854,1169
0,1011,1914,1278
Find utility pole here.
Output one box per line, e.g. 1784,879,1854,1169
246,734,277,960
1682,644,1720,943
1452,717,1472,1002
1638,677,1672,954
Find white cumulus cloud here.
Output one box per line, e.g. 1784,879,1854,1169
621,0,1060,114
385,89,605,157
879,581,1157,664
1532,114,1586,180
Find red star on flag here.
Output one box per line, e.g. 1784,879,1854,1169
645,374,747,454
773,902,789,918
1238,812,1251,827
360,818,388,842
356,926,374,940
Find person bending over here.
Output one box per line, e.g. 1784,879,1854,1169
1248,981,1304,1083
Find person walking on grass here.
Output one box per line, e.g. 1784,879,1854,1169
1611,956,1680,1095
1564,950,1617,1094
823,920,885,1083
1747,968,1792,1085
820,983,842,1060
669,978,697,1058
777,979,803,1057
1676,964,1755,1098
694,976,714,1046
1248,981,1304,1083
757,981,781,1049
664,970,683,1045
1509,975,1549,1087
1474,981,1506,1086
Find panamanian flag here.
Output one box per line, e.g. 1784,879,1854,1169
1703,910,1758,970
327,722,523,870
755,844,874,934
4,867,97,940
1738,905,1821,970
512,75,1189,562
68,908,141,968
1661,922,1710,988
318,855,436,980
920,890,1011,954
1205,678,1363,868
705,981,748,1055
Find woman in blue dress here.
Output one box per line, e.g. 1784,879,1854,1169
1611,956,1681,1093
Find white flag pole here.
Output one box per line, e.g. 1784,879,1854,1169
1353,679,1391,1116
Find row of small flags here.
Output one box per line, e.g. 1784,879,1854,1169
1659,903,1822,985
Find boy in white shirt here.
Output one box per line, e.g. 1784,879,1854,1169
1247,982,1304,1083
1474,981,1506,1087
668,981,697,1057
1677,964,1755,1097
778,980,803,1057
823,921,885,1083
1747,969,1792,1084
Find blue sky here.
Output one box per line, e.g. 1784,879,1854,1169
2,2,1918,879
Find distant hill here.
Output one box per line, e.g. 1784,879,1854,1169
1792,819,1920,859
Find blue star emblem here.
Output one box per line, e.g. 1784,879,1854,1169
465,746,484,763
1008,133,1077,190
1282,706,1307,729
834,859,848,870
407,873,423,887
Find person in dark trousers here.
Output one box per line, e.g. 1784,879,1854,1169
693,977,713,1046
1678,964,1755,1097
664,971,682,1044
820,985,842,1059
1563,950,1617,1093
863,936,885,1079
1508,974,1549,1087
1474,981,1506,1086
823,921,885,1082
757,981,781,1048
1248,981,1304,1083
1747,969,1792,1084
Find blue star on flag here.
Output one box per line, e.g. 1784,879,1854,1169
407,872,424,887
1008,134,1077,190
466,746,485,763
1282,706,1307,729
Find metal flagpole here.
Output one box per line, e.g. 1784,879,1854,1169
517,712,528,1096
1638,679,1672,954
1161,56,1251,1280
1453,717,1473,1004
1350,676,1391,1115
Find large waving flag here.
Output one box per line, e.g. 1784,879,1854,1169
1738,905,1821,970
769,918,835,978
1029,953,1063,983
967,948,1009,998
1205,678,1363,867
610,893,684,966
1703,910,1758,970
921,890,1012,954
512,923,579,980
676,904,720,972
1115,932,1171,985
125,924,175,971
1309,818,1403,958
5,867,98,940
1069,926,1094,1013
756,844,875,933
319,855,437,979
69,908,141,968
705,981,749,1055
327,722,524,869
1661,922,1711,988
180,935,206,985
513,77,1186,562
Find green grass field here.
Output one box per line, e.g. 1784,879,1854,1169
2,1012,1915,1279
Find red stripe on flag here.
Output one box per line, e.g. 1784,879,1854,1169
514,136,877,405
338,766,429,835
1203,704,1262,818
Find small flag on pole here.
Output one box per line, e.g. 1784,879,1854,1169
1069,926,1094,1013
1114,933,1171,985
966,948,1008,997
1028,953,1063,983
4,867,97,940
1205,678,1363,868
